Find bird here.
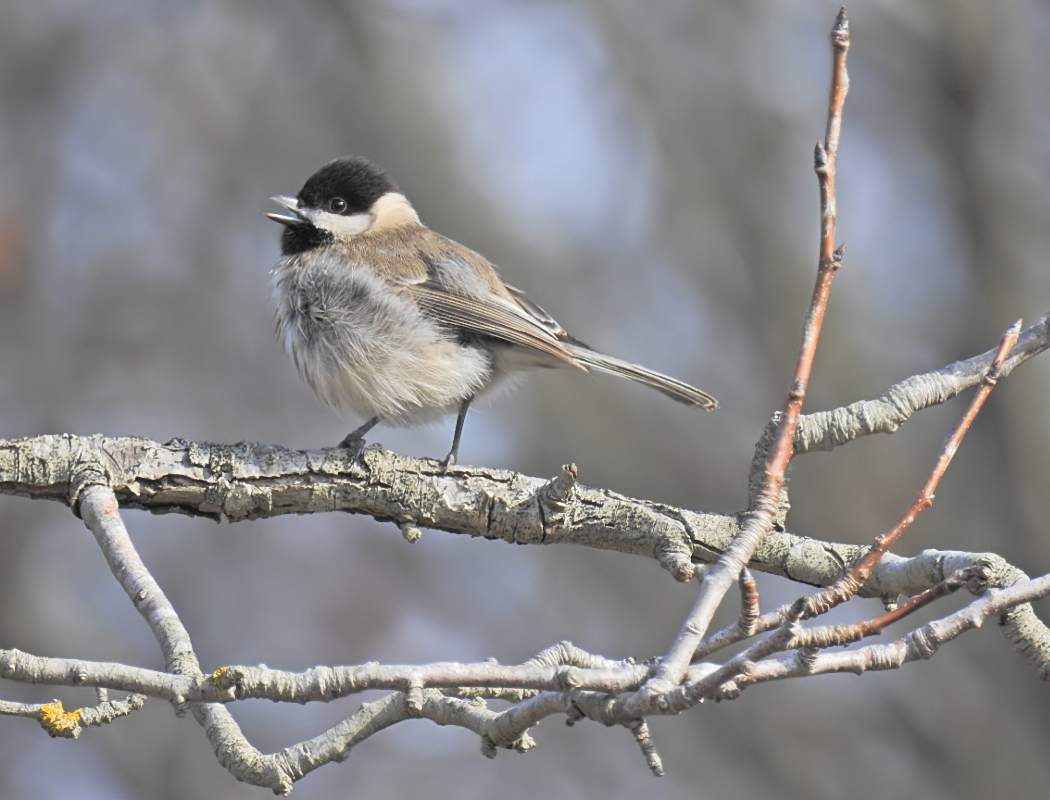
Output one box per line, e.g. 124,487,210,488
267,156,717,467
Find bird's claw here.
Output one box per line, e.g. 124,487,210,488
338,434,368,460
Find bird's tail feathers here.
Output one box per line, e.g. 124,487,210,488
566,345,718,409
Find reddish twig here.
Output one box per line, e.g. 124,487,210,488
636,8,852,702
719,569,1050,693
802,321,1022,619
738,568,760,636
791,568,984,650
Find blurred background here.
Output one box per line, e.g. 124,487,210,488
1,0,1050,797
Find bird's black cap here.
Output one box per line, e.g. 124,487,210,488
298,156,398,215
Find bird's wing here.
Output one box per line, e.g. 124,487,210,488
357,228,586,368
406,280,585,368
500,280,591,348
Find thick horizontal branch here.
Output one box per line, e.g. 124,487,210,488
0,434,1043,606
3,311,1043,591
0,433,742,583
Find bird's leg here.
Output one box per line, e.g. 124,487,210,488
441,397,474,469
338,416,381,458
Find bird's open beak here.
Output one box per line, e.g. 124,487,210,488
267,195,308,226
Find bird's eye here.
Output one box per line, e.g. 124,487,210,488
329,198,347,214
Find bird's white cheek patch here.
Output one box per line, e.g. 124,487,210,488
369,193,421,230
311,210,373,237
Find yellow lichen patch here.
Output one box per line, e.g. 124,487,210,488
38,700,83,739
211,666,229,686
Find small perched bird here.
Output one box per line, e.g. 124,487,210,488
268,156,717,466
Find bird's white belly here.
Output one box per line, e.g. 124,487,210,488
272,254,492,425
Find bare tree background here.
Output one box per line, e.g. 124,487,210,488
1,1,1049,798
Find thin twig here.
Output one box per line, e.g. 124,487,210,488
801,321,1021,619
0,646,650,706
659,601,806,713
790,312,1050,457
0,693,147,739
1,568,1047,780
722,570,1050,692
692,546,1045,669
627,719,664,777
79,485,298,794
791,568,980,649
80,486,199,675
746,313,1050,501
738,568,760,636
693,606,788,662
637,7,851,702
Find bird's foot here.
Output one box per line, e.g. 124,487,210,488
337,416,381,460
337,433,368,461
